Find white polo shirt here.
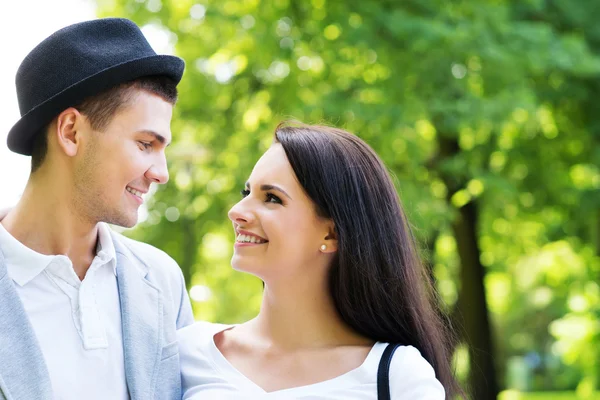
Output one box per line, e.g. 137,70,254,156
0,222,129,400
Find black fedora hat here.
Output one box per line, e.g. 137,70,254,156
7,17,185,156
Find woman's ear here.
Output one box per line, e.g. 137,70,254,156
320,220,338,253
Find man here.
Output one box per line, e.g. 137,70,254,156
0,18,194,400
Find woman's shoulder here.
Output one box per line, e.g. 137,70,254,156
177,321,231,354
378,343,445,399
178,321,235,374
178,321,238,398
178,321,232,348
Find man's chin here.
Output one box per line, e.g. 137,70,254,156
120,219,138,229
103,212,138,229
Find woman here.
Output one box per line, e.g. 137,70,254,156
178,123,462,399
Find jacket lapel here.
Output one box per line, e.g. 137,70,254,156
0,248,53,400
113,234,163,400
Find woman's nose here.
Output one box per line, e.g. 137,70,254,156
228,199,254,225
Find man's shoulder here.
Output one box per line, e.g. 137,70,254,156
109,227,180,274
108,225,195,328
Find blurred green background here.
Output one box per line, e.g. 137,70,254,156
96,0,599,398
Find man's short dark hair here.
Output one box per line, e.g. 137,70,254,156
30,75,178,173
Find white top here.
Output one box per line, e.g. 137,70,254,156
179,321,445,399
0,222,129,400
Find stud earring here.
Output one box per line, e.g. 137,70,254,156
320,244,327,251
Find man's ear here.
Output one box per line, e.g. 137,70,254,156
53,107,84,157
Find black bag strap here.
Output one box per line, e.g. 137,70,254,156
377,343,400,400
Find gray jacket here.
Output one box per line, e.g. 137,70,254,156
0,228,194,400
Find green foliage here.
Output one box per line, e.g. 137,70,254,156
98,0,600,394
499,391,600,400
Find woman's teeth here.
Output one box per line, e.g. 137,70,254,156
237,234,267,244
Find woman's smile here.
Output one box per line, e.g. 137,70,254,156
234,229,268,248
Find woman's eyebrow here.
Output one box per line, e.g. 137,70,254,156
245,182,292,200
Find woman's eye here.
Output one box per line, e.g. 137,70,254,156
266,193,282,204
241,189,250,198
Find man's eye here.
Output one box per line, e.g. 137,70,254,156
138,141,152,150
266,193,282,204
241,189,250,197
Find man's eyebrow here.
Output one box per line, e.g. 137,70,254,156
139,130,171,147
245,181,292,200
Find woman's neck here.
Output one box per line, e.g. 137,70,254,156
244,278,372,351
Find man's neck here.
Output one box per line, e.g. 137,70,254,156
1,180,99,280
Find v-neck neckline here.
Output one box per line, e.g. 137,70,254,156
207,324,384,396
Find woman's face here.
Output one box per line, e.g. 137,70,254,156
228,143,335,282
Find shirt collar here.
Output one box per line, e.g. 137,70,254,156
0,221,57,286
96,222,117,276
0,222,118,286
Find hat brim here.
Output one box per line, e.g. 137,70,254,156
7,54,184,156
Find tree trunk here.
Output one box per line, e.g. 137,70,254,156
435,134,499,399
453,200,499,400
181,215,195,291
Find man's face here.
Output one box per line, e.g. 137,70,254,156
72,89,173,228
